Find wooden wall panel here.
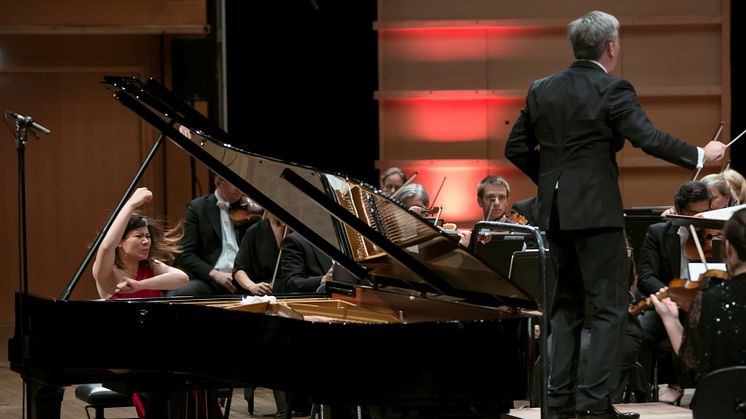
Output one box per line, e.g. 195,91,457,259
378,0,720,20
377,0,730,226
0,0,205,27
486,98,531,160
486,27,569,90
621,26,721,88
379,30,488,90
0,34,181,327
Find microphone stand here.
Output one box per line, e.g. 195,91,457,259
15,119,31,300
9,111,52,418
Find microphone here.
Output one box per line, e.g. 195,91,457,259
6,111,51,135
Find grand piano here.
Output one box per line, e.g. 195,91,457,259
8,77,546,418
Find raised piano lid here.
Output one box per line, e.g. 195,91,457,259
100,76,539,311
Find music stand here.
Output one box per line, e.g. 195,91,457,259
666,215,725,230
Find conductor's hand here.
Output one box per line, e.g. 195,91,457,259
210,269,237,294
703,140,727,162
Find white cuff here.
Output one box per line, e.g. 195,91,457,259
696,147,704,169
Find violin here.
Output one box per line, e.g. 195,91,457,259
506,210,529,225
628,269,729,315
229,196,264,227
684,227,723,262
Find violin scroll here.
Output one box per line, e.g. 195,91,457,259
229,196,264,227
507,210,529,225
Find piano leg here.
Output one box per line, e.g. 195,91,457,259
25,379,64,419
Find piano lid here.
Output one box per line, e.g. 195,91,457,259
101,76,538,310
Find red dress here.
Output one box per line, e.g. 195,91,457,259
108,260,162,299
107,260,162,417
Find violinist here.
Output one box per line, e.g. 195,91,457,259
393,182,430,215
232,212,288,416
722,168,746,204
233,212,285,296
380,166,408,196
700,173,733,210
476,175,512,222
651,207,746,381
635,180,712,404
168,173,250,296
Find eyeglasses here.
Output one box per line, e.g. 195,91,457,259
680,206,710,216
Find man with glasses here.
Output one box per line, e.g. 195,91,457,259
635,180,712,405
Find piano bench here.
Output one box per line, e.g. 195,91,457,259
74,383,135,419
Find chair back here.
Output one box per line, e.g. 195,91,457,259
692,366,746,418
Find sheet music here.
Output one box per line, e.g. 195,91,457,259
689,262,726,279
697,204,746,220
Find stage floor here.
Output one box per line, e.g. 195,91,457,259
508,402,692,419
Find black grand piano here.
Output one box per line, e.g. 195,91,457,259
9,77,545,418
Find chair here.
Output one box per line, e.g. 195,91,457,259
622,361,653,403
74,383,135,419
691,366,746,418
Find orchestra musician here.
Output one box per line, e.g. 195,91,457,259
636,181,712,405
233,212,286,295
380,167,408,196
505,10,726,419
700,173,733,210
393,183,430,215
273,232,333,294
232,211,288,416
650,207,746,382
168,173,250,296
476,175,512,222
722,168,746,204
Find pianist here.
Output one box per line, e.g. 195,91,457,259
92,186,187,300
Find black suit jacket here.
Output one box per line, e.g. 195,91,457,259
232,218,278,290
505,60,699,230
174,193,246,281
274,232,332,294
637,220,682,296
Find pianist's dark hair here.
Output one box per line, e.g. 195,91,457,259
114,213,182,269
724,207,746,262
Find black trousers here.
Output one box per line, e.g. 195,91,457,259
546,209,631,411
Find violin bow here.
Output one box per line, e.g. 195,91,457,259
433,204,443,225
688,224,709,272
397,171,418,192
429,176,447,211
483,198,496,222
269,225,289,290
693,121,725,181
